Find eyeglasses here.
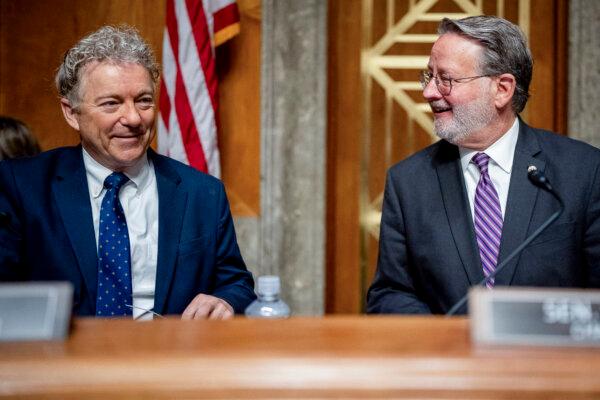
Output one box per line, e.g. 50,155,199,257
419,71,492,96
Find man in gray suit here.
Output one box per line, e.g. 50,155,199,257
367,15,600,315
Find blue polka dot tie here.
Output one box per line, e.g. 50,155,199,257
95,172,132,317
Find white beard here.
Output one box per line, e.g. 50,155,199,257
432,89,496,145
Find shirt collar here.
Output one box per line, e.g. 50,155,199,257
82,148,152,199
459,117,520,173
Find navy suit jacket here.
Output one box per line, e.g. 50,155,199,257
0,146,256,316
367,121,600,314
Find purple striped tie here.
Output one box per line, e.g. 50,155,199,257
472,153,503,288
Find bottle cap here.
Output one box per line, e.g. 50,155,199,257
257,275,280,296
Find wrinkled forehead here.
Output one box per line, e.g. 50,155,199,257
77,60,154,96
428,33,485,74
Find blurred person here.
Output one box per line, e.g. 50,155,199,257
367,15,600,315
0,25,255,320
0,116,41,160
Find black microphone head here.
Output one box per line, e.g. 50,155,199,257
527,165,552,191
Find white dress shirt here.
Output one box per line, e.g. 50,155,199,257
83,149,159,320
459,117,520,222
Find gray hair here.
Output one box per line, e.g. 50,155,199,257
55,25,160,107
439,15,533,113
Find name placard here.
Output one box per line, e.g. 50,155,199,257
469,287,600,347
0,282,73,341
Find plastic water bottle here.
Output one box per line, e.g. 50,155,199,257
245,275,291,318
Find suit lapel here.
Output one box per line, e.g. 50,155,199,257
435,141,483,285
52,147,98,308
150,151,187,314
496,122,543,285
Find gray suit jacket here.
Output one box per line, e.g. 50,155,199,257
367,121,600,314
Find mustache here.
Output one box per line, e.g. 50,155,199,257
429,100,451,113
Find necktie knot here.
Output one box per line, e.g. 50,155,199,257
104,172,129,191
472,152,490,173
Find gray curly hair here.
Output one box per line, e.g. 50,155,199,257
439,15,533,114
55,25,160,107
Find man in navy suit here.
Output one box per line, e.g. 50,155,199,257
0,26,255,319
367,16,600,314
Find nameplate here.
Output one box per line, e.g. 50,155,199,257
0,282,73,341
469,287,600,347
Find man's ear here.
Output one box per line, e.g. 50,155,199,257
60,98,80,131
494,73,516,110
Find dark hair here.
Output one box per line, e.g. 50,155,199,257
55,25,160,108
0,117,41,161
439,15,533,113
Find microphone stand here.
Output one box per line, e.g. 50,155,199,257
445,168,564,317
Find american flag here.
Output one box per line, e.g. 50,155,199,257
158,0,240,177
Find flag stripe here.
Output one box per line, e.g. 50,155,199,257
158,25,188,164
158,0,239,177
213,3,240,45
181,0,220,174
187,0,218,112
167,0,208,172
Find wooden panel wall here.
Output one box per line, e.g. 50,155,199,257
326,0,362,313
0,0,260,216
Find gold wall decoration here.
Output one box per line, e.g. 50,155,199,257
359,0,530,301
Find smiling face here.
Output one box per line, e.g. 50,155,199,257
60,61,156,171
423,33,498,147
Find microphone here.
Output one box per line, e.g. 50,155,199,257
445,166,564,316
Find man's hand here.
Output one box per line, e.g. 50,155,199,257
182,294,234,320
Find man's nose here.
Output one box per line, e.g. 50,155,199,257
422,78,442,101
120,101,142,126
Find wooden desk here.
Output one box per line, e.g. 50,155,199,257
0,316,598,399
